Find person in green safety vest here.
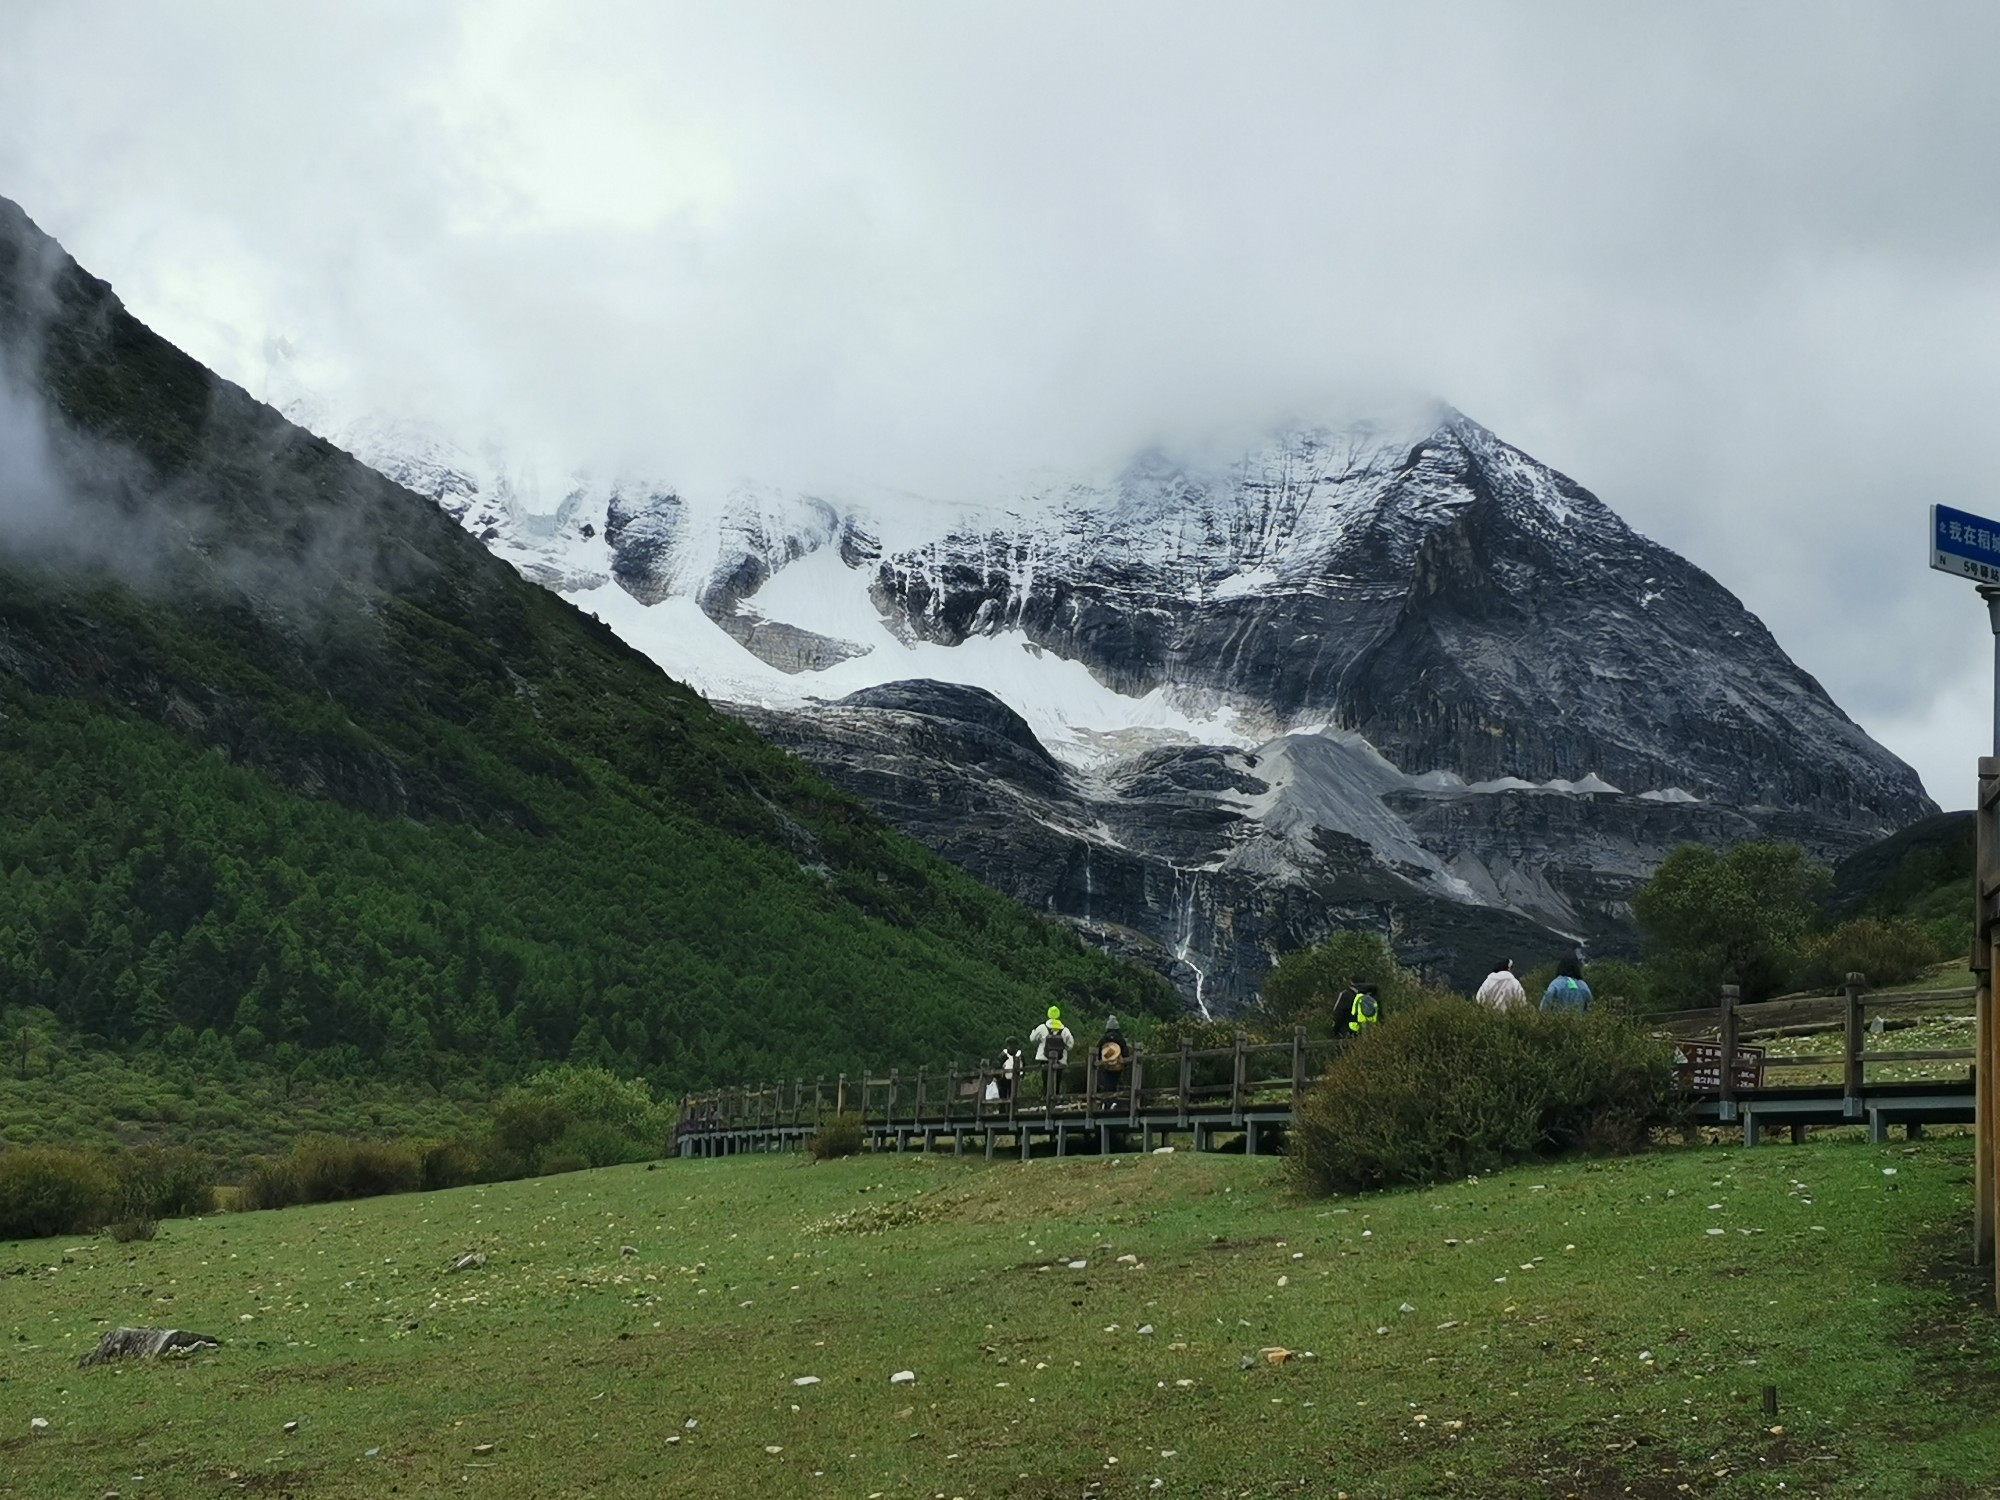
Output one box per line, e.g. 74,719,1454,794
1334,984,1381,1035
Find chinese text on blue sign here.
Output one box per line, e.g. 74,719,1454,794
1932,504,2000,583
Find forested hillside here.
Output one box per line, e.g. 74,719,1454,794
0,196,1172,1091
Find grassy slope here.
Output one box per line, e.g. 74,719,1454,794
3,1140,1994,1498
0,195,1173,1090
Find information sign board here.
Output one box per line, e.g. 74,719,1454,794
1931,504,2000,584
1672,1040,1764,1093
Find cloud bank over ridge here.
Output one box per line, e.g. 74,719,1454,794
2,1,1997,802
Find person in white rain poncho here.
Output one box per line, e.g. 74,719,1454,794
1474,958,1528,1013
1030,1006,1075,1064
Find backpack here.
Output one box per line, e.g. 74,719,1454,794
1347,990,1381,1032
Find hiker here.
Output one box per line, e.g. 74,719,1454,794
1540,952,1593,1013
1333,983,1382,1036
1031,1006,1075,1065
997,1043,1021,1101
1095,1015,1129,1091
1475,958,1528,1012
1030,1006,1075,1096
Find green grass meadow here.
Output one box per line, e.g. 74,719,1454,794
3,1137,1996,1499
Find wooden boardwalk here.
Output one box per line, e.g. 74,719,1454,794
674,1031,1338,1160
672,976,1979,1160
1659,976,1975,1145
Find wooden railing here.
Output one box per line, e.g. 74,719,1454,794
1652,973,1975,1112
674,977,1979,1146
676,1029,1344,1137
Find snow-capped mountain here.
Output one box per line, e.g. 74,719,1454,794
291,395,1935,1006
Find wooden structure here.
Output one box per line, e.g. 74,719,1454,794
674,974,1978,1169
1976,756,2000,1299
1655,977,1976,1146
674,1030,1337,1160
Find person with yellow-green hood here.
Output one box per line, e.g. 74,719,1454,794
1029,1005,1074,1065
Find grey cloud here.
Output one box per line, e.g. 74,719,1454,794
2,0,1997,801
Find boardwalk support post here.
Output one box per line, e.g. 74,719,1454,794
1719,987,1740,1126
1844,973,1868,1119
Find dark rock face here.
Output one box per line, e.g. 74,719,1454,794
307,326,1935,1009
605,488,685,606
862,416,1930,832
730,681,1674,1005
727,658,1929,1007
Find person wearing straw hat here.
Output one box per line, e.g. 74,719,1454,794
1095,1015,1129,1091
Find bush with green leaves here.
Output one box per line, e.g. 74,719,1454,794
0,1146,115,1239
1632,842,1832,1003
241,1135,423,1211
1791,916,1940,994
491,1065,668,1175
115,1145,215,1220
415,1137,485,1192
1289,999,1678,1195
808,1113,865,1161
1258,931,1436,1036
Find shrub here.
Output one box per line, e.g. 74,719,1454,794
552,1120,642,1169
1288,999,1678,1196
490,1067,669,1174
1572,958,1656,1014
516,1066,665,1140
116,1146,215,1220
491,1095,573,1174
0,1147,116,1239
240,1135,423,1210
106,1216,157,1243
808,1113,865,1161
1791,916,1941,994
1633,841,1830,1001
415,1137,485,1192
1259,931,1430,1036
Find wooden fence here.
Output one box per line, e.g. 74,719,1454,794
1651,973,1976,1146
675,1029,1344,1159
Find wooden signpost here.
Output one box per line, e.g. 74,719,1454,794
1671,1040,1764,1093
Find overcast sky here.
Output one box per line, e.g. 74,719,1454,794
3,1,1997,806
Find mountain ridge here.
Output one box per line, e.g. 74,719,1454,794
0,194,1172,1081
255,260,1932,1006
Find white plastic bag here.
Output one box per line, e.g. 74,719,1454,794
984,1079,1000,1102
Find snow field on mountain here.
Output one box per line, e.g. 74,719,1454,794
571,557,1249,770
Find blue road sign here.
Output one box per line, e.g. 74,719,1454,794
1933,504,2000,583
